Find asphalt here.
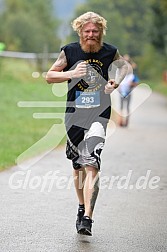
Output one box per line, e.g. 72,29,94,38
0,85,167,252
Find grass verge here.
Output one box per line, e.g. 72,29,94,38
0,58,67,171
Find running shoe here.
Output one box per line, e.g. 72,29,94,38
77,216,93,236
76,208,85,232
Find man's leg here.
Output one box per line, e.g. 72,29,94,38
83,166,99,219
125,95,131,126
73,167,86,205
73,165,99,218
118,96,124,126
77,165,99,236
73,167,86,232
73,122,104,235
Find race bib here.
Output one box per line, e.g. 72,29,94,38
75,91,100,108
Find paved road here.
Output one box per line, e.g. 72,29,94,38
0,86,167,252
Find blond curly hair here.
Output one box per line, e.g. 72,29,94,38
71,12,107,36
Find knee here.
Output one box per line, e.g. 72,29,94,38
85,166,99,178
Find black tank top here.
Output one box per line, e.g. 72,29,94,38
61,42,117,129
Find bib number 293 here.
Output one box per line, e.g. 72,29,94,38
82,96,94,104
75,91,100,108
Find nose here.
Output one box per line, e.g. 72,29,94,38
88,31,93,37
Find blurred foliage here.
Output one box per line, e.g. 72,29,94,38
66,0,167,81
0,0,166,82
0,0,61,52
66,0,153,56
150,0,167,56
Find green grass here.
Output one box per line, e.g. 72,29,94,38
149,81,167,97
143,78,167,98
0,58,67,171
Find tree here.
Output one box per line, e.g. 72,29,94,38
150,0,167,57
0,0,61,53
67,0,152,57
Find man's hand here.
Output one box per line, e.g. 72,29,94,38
104,79,119,94
70,62,87,79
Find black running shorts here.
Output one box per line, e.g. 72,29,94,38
66,121,107,170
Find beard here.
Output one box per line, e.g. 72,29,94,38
80,36,103,53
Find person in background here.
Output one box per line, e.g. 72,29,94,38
46,11,128,236
118,54,139,127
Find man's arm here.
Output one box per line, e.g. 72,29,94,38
105,50,131,94
113,50,130,85
46,50,87,84
46,50,70,83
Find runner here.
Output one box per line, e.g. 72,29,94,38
46,11,127,236
118,54,139,127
